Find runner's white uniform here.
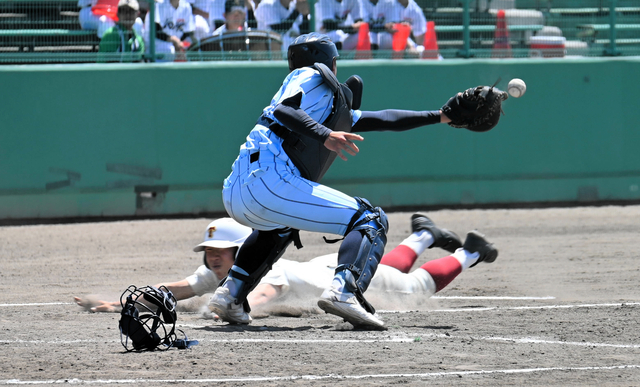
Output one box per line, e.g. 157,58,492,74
187,254,437,300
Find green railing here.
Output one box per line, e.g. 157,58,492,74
0,0,638,64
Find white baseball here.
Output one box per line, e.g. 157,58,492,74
508,78,526,98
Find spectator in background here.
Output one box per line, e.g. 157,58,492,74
209,0,258,30
255,0,310,51
78,0,143,38
144,0,198,61
98,0,145,62
315,0,363,50
395,0,426,48
189,0,214,41
360,0,401,50
212,0,248,33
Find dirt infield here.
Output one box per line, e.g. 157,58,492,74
2,206,640,386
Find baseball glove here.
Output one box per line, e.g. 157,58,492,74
441,85,508,132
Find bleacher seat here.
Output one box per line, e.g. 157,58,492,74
0,0,101,57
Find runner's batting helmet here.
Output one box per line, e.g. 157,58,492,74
192,218,252,270
288,32,339,71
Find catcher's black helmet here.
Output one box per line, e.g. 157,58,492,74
287,32,339,72
118,285,197,351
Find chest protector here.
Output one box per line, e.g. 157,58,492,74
275,63,359,182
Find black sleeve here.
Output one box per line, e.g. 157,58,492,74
155,23,170,41
322,19,340,31
269,9,300,31
299,14,310,34
247,9,257,29
369,23,387,32
272,93,333,143
352,110,442,133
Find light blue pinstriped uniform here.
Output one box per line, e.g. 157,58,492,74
223,67,363,236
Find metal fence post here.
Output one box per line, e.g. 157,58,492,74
605,0,620,56
149,0,156,62
308,0,315,32
458,0,472,58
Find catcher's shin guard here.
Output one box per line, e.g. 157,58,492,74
227,228,302,312
335,197,388,314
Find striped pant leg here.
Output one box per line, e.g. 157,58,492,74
223,152,360,236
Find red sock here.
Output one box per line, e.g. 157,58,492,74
420,256,462,293
380,245,417,273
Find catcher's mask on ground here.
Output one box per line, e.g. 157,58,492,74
118,285,197,351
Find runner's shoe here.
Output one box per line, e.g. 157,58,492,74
411,213,462,253
463,230,498,267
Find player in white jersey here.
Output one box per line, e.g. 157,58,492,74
315,0,363,50
144,0,197,61
188,0,214,40
360,0,401,49
74,216,497,314
211,0,249,34
254,0,310,50
394,0,426,47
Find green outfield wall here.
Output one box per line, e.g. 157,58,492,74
1,57,639,221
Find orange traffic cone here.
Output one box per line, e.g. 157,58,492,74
355,22,372,59
422,21,440,59
392,23,411,59
492,9,512,58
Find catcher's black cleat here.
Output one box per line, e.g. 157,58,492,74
411,213,462,253
463,230,498,268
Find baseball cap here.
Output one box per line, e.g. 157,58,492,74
193,218,252,252
225,0,245,14
118,0,139,11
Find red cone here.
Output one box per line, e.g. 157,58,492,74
91,0,119,22
492,9,512,58
422,21,440,59
392,23,411,59
355,22,372,59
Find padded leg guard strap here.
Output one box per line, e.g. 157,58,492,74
335,197,388,314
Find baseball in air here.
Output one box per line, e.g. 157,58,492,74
508,78,527,98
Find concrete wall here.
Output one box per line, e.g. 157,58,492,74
1,57,639,220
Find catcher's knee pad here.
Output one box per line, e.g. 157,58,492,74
337,197,388,303
228,227,302,311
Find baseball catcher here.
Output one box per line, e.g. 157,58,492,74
212,32,505,331
441,85,509,132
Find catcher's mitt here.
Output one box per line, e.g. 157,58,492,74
441,85,508,132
